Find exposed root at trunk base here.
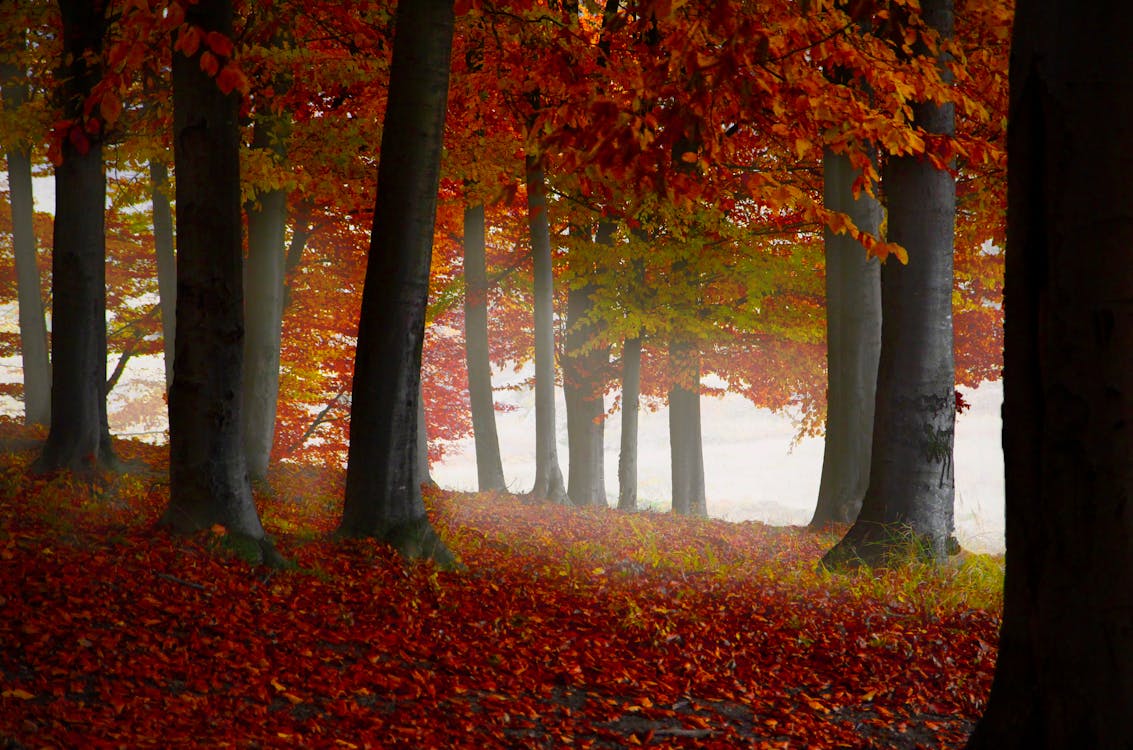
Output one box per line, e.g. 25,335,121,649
820,521,959,571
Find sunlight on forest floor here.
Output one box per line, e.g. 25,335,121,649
1,420,1001,748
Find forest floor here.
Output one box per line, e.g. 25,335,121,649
0,422,1002,749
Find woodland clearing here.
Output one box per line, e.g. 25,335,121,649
0,421,1001,749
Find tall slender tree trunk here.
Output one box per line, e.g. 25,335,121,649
339,0,456,566
967,0,1133,745
617,336,641,510
242,112,290,480
669,339,706,516
161,0,276,565
525,154,568,504
563,222,612,508
416,382,434,488
149,160,176,389
810,150,882,527
34,0,115,473
2,57,50,427
462,203,506,491
822,0,955,567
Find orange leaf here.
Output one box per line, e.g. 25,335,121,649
2,689,35,700
176,26,201,58
205,31,233,57
99,91,122,126
200,51,219,77
216,64,248,95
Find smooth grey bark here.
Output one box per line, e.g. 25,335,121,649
338,0,455,566
810,150,882,527
33,0,115,473
2,58,50,426
462,203,506,491
617,336,641,510
669,339,706,516
525,154,568,504
822,0,955,567
161,0,276,564
416,381,434,488
242,113,289,480
967,0,1133,745
149,160,176,389
564,222,612,508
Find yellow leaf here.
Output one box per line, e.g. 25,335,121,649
270,679,286,692
3,689,35,700
795,137,812,159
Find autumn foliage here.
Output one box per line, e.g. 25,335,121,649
1,425,1000,748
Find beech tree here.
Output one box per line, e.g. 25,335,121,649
462,203,507,492
160,0,278,565
822,0,957,566
525,150,569,504
34,0,116,473
338,0,456,565
967,0,1133,744
1,41,50,427
810,149,882,527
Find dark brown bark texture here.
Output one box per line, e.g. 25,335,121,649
34,0,115,473
339,0,456,566
462,203,507,492
967,0,1133,746
162,0,272,561
811,150,882,527
822,0,956,567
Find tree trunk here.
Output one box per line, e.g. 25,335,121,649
462,203,507,491
149,160,176,389
161,0,276,565
669,339,706,517
417,381,435,488
33,1,115,473
967,0,1133,745
339,0,456,566
810,149,882,527
617,336,641,510
822,0,955,567
525,154,568,504
563,222,612,508
2,57,50,427
242,112,290,481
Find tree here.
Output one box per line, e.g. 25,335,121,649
34,0,116,473
563,221,612,508
1,42,50,427
810,149,882,527
525,151,569,504
462,203,507,491
822,0,957,566
160,0,278,565
338,0,456,566
967,0,1133,745
148,160,175,389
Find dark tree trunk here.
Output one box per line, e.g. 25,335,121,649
149,160,176,389
2,56,50,427
525,154,568,504
34,0,115,473
669,339,706,517
967,1,1133,745
810,149,882,527
242,112,290,481
161,0,276,564
822,0,955,567
617,336,642,510
563,222,612,508
338,0,456,566
462,203,506,491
